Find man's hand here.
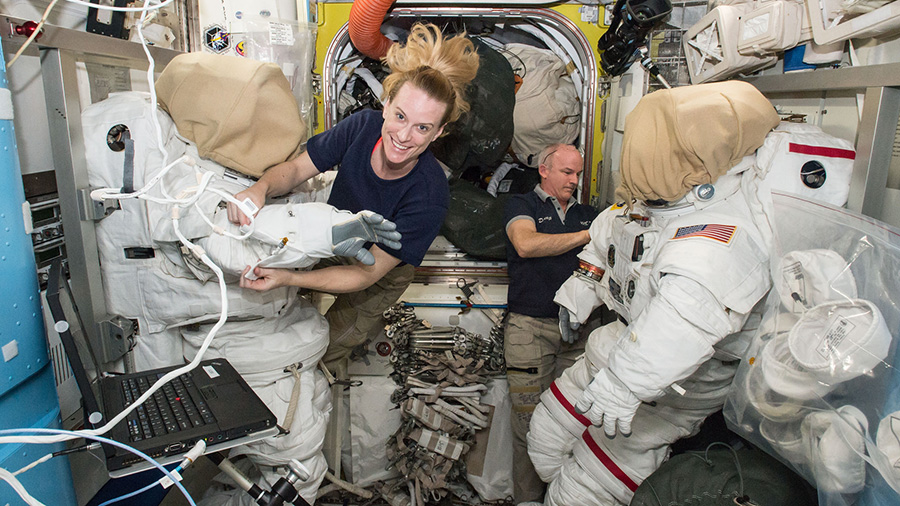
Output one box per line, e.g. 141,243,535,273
239,265,293,291
558,306,581,344
227,185,266,226
332,211,402,265
574,369,641,438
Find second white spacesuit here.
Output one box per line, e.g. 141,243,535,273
527,81,781,505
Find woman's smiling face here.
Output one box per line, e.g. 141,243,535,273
380,82,448,174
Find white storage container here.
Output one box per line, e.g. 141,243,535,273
683,5,777,84
738,0,806,56
806,0,900,45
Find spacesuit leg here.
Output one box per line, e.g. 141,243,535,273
550,358,738,506
526,321,621,483
320,260,416,369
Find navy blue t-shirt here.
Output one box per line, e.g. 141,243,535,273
505,188,598,318
306,109,449,266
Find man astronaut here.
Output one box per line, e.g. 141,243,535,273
525,81,780,505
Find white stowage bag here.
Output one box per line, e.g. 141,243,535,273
502,43,580,168
466,378,514,501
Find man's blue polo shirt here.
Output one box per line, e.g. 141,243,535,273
505,185,598,318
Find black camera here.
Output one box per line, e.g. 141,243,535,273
598,0,673,76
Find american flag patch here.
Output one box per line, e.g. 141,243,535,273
672,224,736,244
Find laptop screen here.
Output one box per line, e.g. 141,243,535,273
45,259,107,429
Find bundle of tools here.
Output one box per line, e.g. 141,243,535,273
384,304,505,386
381,304,504,504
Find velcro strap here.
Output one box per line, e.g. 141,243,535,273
120,129,135,194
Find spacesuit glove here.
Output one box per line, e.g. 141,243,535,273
332,211,403,265
554,273,603,324
574,368,641,438
558,306,581,344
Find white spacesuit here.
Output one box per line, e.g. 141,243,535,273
80,91,399,504
527,81,781,505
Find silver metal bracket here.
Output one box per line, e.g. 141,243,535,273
78,187,119,221
98,315,135,360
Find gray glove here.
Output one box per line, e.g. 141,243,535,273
332,211,402,265
558,305,581,344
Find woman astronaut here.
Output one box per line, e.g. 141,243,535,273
526,81,781,505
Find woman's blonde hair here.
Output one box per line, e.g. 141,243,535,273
381,23,480,126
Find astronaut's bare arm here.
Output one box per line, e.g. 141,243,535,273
506,218,590,258
228,152,321,225
240,245,401,294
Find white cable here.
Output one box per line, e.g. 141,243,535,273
193,187,258,240
6,0,60,69
138,8,175,199
0,428,196,506
13,454,52,476
65,0,174,13
90,154,191,202
0,468,44,506
7,0,171,69
0,213,229,445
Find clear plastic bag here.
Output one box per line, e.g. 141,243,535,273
724,191,900,505
240,19,318,143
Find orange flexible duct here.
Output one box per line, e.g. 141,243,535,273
348,0,396,60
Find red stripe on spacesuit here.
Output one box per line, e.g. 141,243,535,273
788,142,855,160
583,429,639,492
550,381,591,427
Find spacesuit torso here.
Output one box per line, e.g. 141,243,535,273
558,162,772,368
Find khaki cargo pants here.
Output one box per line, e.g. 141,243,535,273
504,311,586,503
318,258,415,370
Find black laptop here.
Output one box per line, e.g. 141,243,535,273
45,260,279,477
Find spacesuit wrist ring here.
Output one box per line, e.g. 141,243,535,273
576,260,605,282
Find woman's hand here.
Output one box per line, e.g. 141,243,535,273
227,185,266,226
239,265,293,291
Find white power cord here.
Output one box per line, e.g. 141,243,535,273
0,428,197,506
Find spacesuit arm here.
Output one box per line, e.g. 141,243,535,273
607,273,743,401
553,206,615,323
201,202,402,277
574,274,743,435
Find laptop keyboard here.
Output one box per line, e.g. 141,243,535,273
123,371,217,442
